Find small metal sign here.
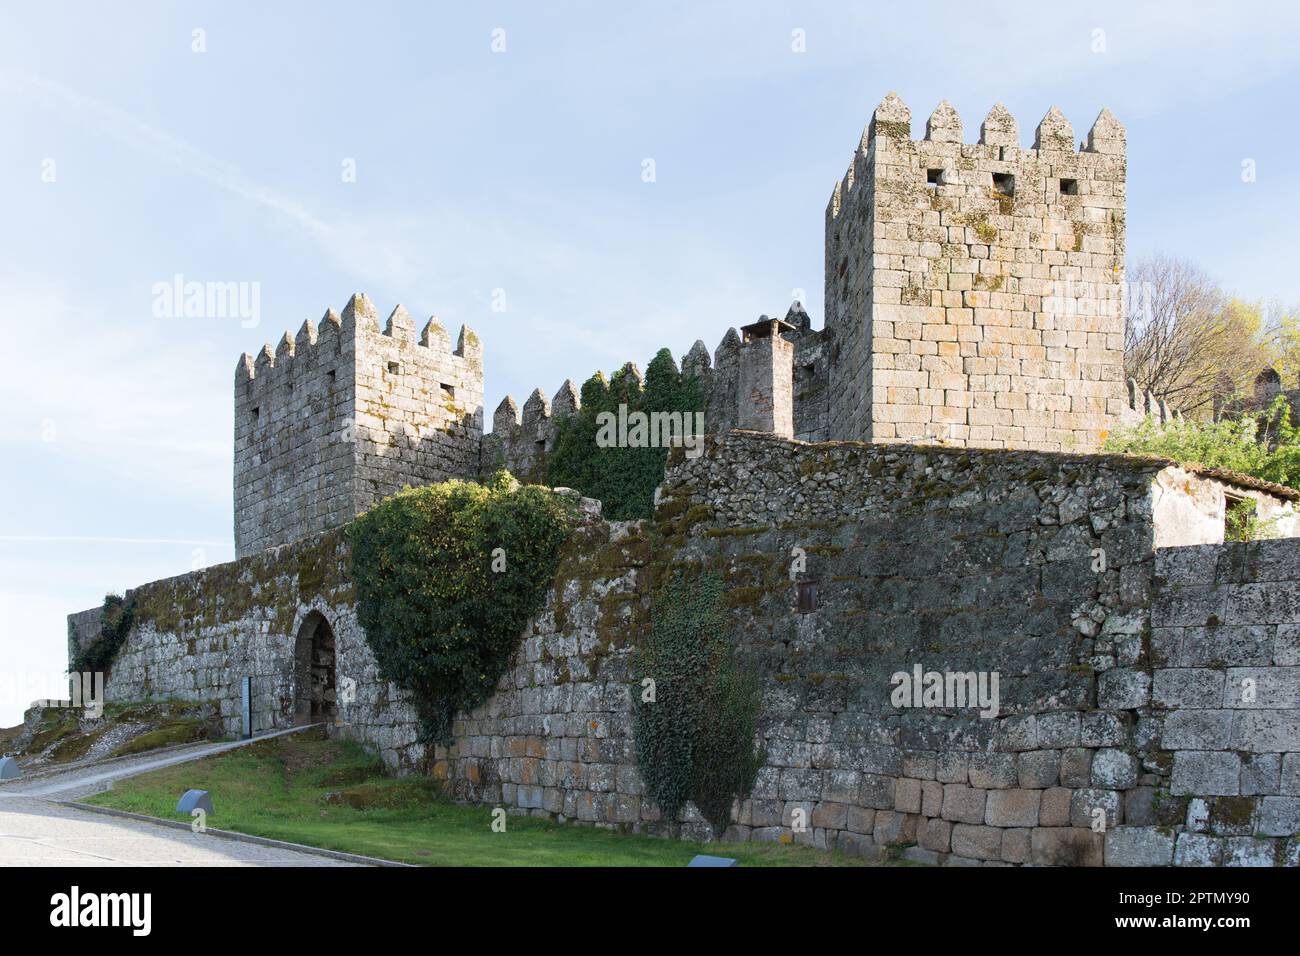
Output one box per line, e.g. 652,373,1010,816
241,676,252,739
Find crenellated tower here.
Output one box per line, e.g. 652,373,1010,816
824,93,1127,451
233,293,483,557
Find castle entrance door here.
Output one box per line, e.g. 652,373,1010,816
293,611,337,726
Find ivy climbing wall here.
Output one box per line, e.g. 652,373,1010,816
78,433,1300,865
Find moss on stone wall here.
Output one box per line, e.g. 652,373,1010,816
132,527,349,637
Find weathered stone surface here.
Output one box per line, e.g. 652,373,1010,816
1162,709,1232,750
985,789,1041,827
921,780,944,817
1091,749,1139,789
935,751,969,784
1080,712,1128,748
234,296,484,558
1231,710,1300,752
1171,751,1241,796
1036,713,1081,748
1240,753,1281,796
1223,837,1275,867
861,773,897,809
1069,788,1121,829
969,753,1018,789
1123,787,1157,826
1001,827,1032,864
1257,797,1300,837
828,94,1128,453
873,810,918,846
1098,669,1150,709
1173,832,1223,867
1153,668,1224,708
894,777,922,814
812,801,849,830
84,365,1300,868
951,824,1003,861
1017,750,1061,789
1104,827,1174,866
903,846,939,866
920,817,953,853
1040,787,1073,827
1059,748,1093,787
1283,754,1300,796
846,806,876,835
838,831,879,859
942,785,988,825
1031,827,1104,867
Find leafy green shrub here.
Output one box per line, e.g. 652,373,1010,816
547,348,703,520
631,572,765,836
1225,498,1281,542
1103,396,1300,490
347,472,576,742
71,593,135,674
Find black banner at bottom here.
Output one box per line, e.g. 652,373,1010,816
4,864,1280,941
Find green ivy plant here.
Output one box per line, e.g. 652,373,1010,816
347,471,576,743
547,348,704,520
71,593,135,674
630,571,765,836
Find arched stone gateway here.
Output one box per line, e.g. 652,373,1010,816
293,611,337,726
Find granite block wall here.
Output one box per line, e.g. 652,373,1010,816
825,94,1127,452
234,293,483,558
83,434,1300,864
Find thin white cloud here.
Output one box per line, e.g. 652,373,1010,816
1,70,334,238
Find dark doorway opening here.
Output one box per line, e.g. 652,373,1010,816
294,611,337,726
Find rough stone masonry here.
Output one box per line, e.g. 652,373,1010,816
70,93,1300,865
85,434,1300,866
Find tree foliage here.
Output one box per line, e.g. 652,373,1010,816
347,472,576,742
1124,255,1269,416
630,572,765,836
547,348,703,520
1104,396,1300,490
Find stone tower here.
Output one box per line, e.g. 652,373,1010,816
737,316,795,438
233,293,484,557
824,93,1127,451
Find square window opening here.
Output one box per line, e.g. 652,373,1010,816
992,172,1015,197
440,383,455,398
387,361,399,375
926,168,944,187
1059,178,1079,196
797,580,819,614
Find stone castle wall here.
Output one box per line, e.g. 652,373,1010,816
234,293,483,558
482,304,830,481
824,94,1127,452
87,434,1299,865
346,295,484,514
230,95,1146,563
101,530,359,735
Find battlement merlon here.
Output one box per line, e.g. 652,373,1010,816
828,93,1126,222
824,92,1127,452
233,293,485,558
234,293,483,397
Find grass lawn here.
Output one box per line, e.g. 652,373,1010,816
85,729,881,867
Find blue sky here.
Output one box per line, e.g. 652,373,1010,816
1,1,1297,724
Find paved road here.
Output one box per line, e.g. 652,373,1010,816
0,726,359,866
